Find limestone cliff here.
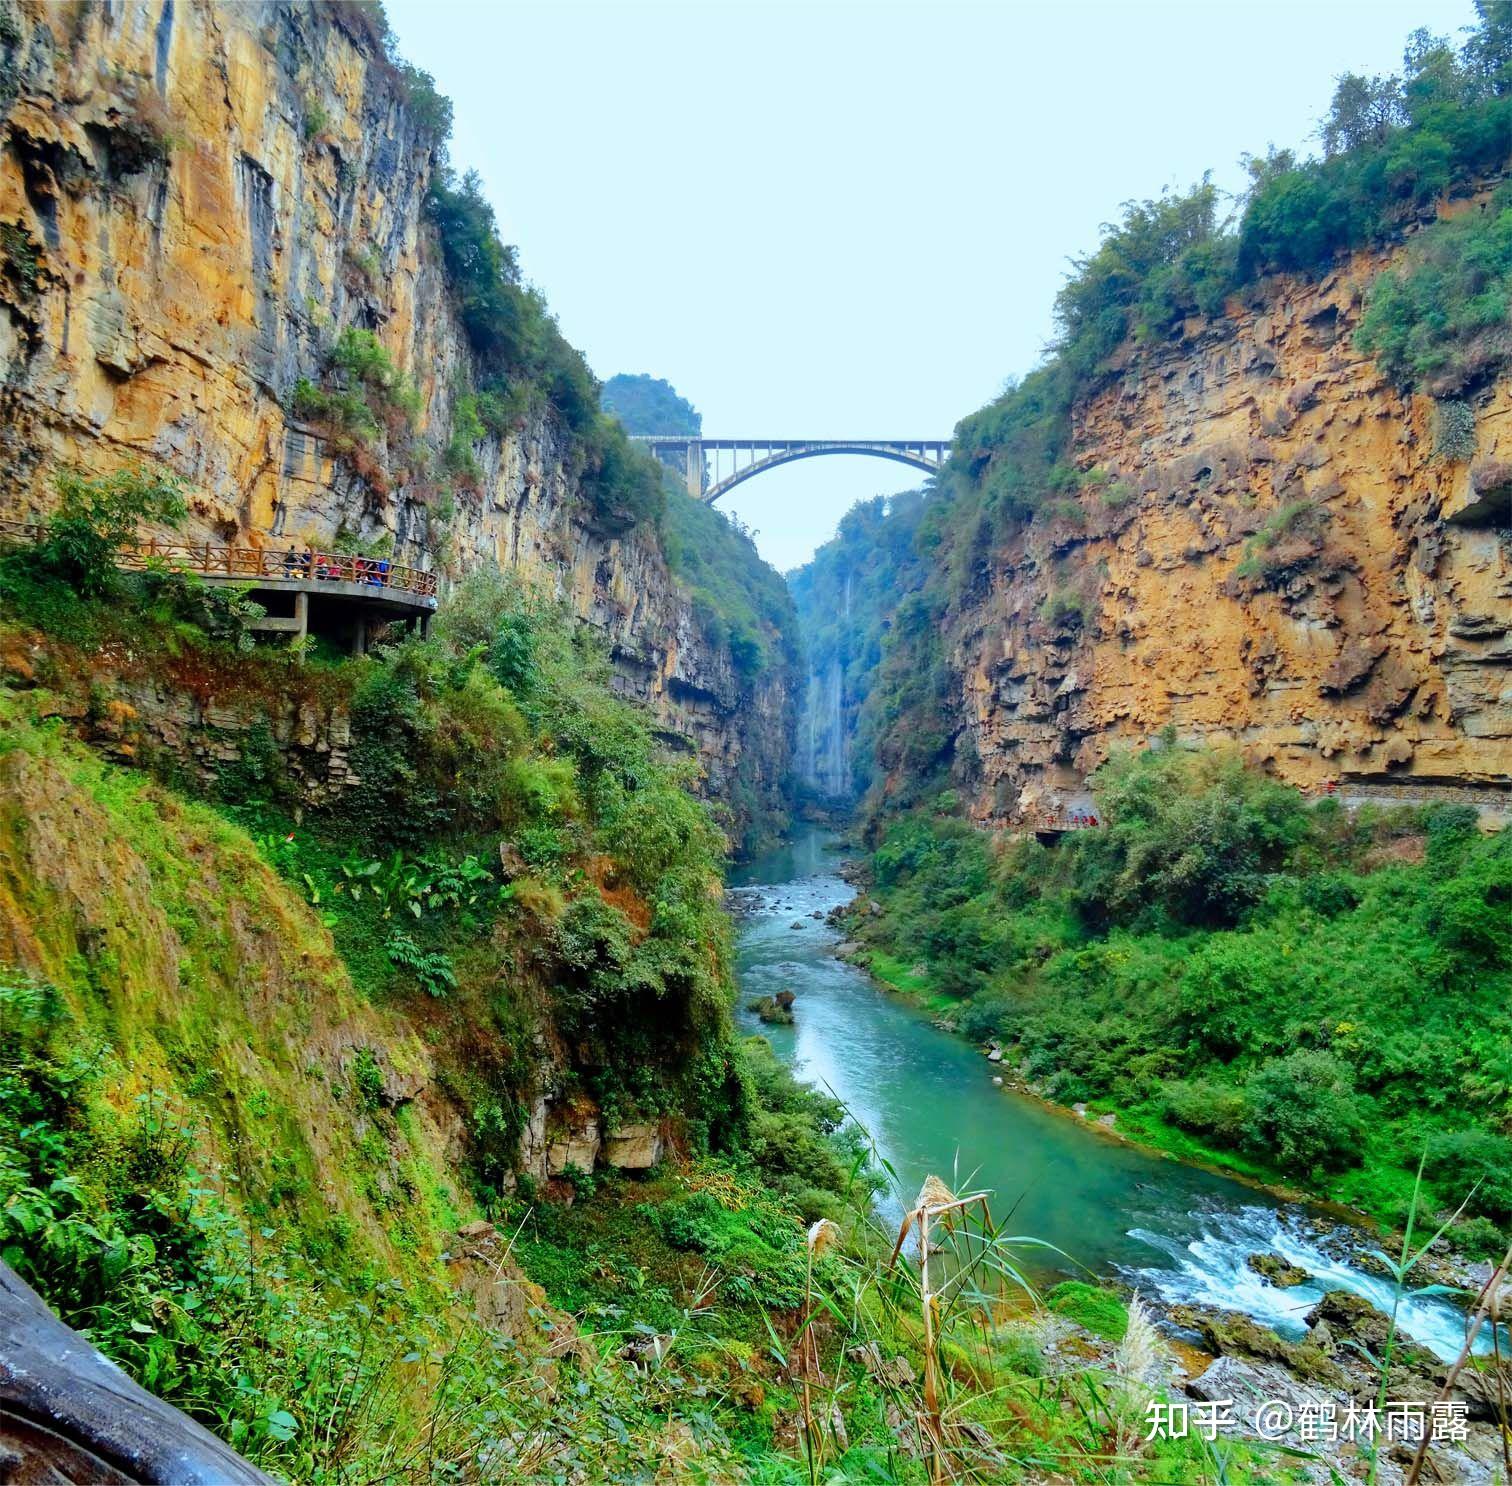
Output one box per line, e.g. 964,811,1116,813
943,235,1511,824
0,0,792,843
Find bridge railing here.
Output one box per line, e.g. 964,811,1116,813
1035,811,1101,832
0,520,437,601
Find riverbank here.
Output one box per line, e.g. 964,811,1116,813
734,829,1512,1484
839,771,1512,1274
831,861,1501,1301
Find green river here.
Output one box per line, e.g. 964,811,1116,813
732,830,1481,1363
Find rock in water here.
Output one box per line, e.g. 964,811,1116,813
1245,1251,1311,1288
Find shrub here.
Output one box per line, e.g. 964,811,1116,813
38,465,188,596
1160,1079,1251,1144
1422,1129,1512,1223
1357,186,1512,393
393,60,452,141
1069,744,1309,930
107,87,178,176
384,930,457,998
1040,589,1087,630
1450,1215,1508,1261
1243,1051,1367,1174
0,220,44,300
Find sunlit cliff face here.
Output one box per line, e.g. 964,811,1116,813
944,242,1510,822
0,1,794,845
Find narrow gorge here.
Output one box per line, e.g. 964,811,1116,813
1,3,1510,1484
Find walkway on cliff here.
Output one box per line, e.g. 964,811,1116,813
0,521,437,652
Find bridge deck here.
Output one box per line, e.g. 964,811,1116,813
629,436,952,503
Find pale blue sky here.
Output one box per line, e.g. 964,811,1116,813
386,0,1476,570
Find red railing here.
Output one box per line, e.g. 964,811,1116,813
0,520,436,601
1037,811,1101,831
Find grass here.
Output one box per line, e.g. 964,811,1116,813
1046,1282,1129,1342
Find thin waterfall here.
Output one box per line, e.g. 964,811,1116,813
800,666,819,788
796,568,857,801
826,654,849,797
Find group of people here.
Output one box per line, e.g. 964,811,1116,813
278,548,392,586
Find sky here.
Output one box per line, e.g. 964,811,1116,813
386,0,1478,572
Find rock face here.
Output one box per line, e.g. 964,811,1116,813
0,1,792,844
943,242,1511,824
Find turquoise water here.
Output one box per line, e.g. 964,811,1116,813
732,830,1483,1362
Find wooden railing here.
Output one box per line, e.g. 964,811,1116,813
0,520,437,601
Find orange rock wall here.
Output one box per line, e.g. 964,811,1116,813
0,0,792,840
949,245,1511,822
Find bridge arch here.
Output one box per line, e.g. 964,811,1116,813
632,437,949,504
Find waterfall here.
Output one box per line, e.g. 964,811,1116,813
826,655,849,798
800,666,819,788
795,568,856,801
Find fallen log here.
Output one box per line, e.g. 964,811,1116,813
0,1259,274,1484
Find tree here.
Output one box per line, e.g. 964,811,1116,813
1321,73,1406,156
39,465,187,597
600,374,702,437
1244,1051,1367,1174
1462,0,1512,97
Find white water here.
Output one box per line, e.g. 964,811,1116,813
1125,1205,1493,1363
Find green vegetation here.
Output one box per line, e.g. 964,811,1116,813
786,491,933,803
1231,497,1332,586
662,485,799,682
600,369,797,686
0,219,43,300
596,369,798,846
1046,1282,1129,1342
854,9,1512,804
601,371,702,436
854,743,1512,1249
424,173,665,534
1357,181,1512,394
2,500,1315,1483
281,19,668,538
30,464,186,596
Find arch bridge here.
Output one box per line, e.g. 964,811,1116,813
632,436,950,504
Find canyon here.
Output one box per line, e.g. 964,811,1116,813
790,234,1511,830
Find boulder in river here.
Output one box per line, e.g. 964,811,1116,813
1304,1289,1391,1350
1245,1251,1311,1288
1168,1304,1345,1387
774,989,796,1010
748,995,794,1026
